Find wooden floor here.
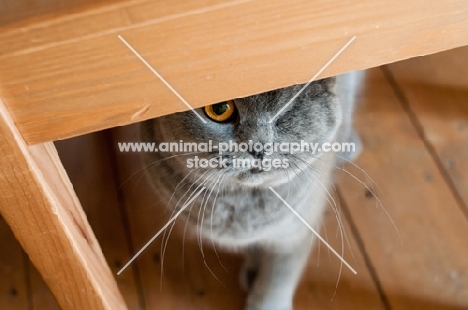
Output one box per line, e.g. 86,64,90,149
1,46,468,310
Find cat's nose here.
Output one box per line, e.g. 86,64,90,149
249,149,264,159
248,140,266,159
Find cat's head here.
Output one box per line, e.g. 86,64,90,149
142,77,342,188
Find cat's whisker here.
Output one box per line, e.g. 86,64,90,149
292,156,358,257
197,173,215,250
179,169,206,271
198,170,225,285
182,167,216,269
159,168,201,284
192,171,224,286
290,157,337,207
290,163,343,254
118,151,205,192
294,153,398,294
268,187,357,275
290,160,343,234
290,163,335,260
291,160,354,300
160,168,214,286
288,164,323,258
168,169,197,204
117,186,206,277
135,151,213,191
335,154,386,201
334,164,400,241
161,170,202,280
197,170,220,254
334,155,401,242
178,169,219,276
294,162,337,209
290,159,348,288
210,174,229,273
181,199,194,272
289,164,329,269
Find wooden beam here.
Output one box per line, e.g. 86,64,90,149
1,0,468,144
0,98,126,309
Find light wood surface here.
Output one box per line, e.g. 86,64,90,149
0,99,126,309
337,67,468,309
387,46,468,207
1,0,468,144
1,47,468,309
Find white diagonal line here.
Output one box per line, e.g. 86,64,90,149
117,186,206,275
268,36,356,123
118,35,207,123
268,187,357,274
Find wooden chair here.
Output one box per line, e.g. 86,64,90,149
1,1,467,308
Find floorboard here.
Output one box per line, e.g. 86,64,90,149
337,66,468,310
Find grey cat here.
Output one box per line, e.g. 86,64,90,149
141,71,363,310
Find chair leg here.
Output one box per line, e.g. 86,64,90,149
0,99,127,310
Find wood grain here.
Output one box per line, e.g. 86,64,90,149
337,68,468,309
386,46,468,207
0,99,126,309
0,0,123,28
0,0,467,144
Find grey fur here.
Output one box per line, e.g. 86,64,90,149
141,71,363,310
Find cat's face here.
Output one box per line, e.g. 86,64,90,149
143,77,342,188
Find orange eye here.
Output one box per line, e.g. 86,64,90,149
204,100,235,122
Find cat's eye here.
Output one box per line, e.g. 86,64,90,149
204,100,235,122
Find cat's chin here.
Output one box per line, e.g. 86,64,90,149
236,175,264,187
235,170,290,188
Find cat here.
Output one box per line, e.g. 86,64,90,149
140,71,363,310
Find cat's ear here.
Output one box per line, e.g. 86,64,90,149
320,77,337,94
321,77,337,88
